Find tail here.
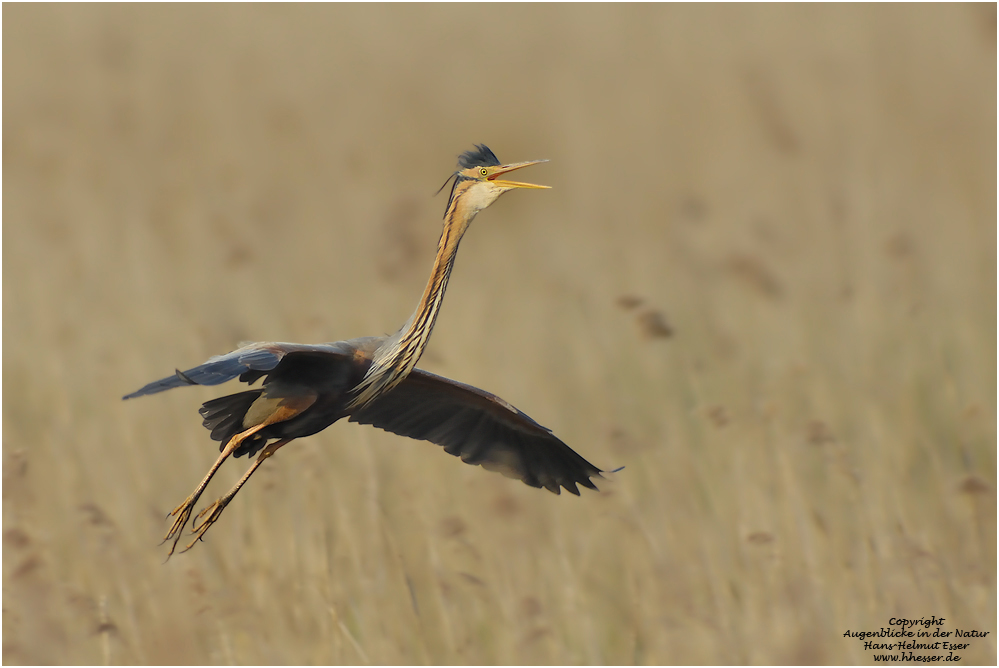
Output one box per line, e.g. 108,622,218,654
199,390,267,458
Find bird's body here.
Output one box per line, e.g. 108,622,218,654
126,145,608,555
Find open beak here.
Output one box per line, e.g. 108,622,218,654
489,159,551,189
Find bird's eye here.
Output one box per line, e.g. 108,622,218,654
480,168,488,177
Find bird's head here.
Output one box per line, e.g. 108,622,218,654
442,144,549,219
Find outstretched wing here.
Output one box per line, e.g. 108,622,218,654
122,341,358,400
348,369,605,495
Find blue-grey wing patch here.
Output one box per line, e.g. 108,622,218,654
348,369,605,495
122,342,349,400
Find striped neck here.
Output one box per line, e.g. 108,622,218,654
347,186,477,408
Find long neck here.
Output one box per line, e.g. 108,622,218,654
387,207,466,373
347,186,477,408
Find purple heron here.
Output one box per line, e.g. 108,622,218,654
125,145,610,555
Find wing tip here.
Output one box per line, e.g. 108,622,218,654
562,464,621,495
122,367,202,401
121,384,161,400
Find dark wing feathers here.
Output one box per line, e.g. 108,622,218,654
348,369,603,495
122,342,355,400
199,390,268,456
199,390,263,442
125,338,609,495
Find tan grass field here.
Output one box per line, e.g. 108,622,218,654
3,4,996,665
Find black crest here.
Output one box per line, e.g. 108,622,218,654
457,144,501,169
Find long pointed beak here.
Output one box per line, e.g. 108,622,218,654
489,159,551,189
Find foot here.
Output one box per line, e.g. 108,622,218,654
183,494,235,549
163,493,204,556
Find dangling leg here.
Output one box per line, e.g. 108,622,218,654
164,422,270,556
165,394,316,556
182,438,294,550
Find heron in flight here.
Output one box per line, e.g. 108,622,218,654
125,145,609,555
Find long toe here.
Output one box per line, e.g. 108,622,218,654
169,499,189,517
192,500,220,530
164,506,192,542
183,500,229,550
191,496,230,533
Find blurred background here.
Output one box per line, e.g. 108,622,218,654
4,4,995,664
